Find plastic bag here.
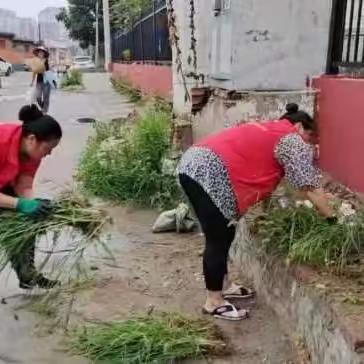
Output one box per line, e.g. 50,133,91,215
152,203,196,233
44,70,58,89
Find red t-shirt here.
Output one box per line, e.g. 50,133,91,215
0,123,40,190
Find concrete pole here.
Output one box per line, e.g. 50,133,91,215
102,0,111,71
95,0,100,68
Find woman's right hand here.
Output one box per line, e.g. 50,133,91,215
16,198,52,218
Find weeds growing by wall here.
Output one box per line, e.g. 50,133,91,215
253,198,364,272
111,78,142,103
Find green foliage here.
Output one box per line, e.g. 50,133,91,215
110,0,152,30
111,78,142,103
78,108,182,209
58,0,152,48
121,48,131,61
69,312,227,364
57,1,103,49
61,69,84,88
254,201,364,271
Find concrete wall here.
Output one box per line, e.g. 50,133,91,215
314,76,364,194
192,89,316,142
170,0,332,115
111,63,172,100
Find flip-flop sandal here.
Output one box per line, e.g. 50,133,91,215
202,303,249,321
223,286,255,300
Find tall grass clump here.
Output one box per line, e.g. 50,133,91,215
61,69,84,89
78,108,182,209
69,312,227,364
254,200,364,272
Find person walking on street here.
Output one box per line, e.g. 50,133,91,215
30,46,52,114
0,105,62,289
177,103,335,321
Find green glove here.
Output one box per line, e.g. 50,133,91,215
16,198,52,218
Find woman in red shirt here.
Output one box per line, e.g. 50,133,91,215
0,105,62,289
178,104,334,321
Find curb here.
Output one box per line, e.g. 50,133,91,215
231,220,364,364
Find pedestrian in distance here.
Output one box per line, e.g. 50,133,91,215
30,46,52,114
0,104,62,289
177,103,335,321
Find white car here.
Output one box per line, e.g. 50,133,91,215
0,57,13,76
71,56,96,71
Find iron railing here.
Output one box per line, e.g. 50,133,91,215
327,0,364,73
111,0,171,64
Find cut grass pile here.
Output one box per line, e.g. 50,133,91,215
254,199,364,271
69,312,227,364
78,108,182,209
0,195,110,275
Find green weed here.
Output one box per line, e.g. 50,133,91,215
78,108,182,210
254,201,364,271
69,312,227,364
61,69,84,89
111,78,142,103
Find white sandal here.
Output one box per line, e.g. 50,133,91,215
202,302,249,321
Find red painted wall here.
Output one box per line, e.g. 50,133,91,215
314,76,364,192
111,63,172,100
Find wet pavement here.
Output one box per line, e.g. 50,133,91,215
0,72,132,364
0,72,299,364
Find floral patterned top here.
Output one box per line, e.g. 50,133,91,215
177,133,321,220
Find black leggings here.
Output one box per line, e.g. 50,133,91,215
179,174,236,291
1,186,36,280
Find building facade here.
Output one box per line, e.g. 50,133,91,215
38,7,69,45
0,8,37,42
169,0,333,139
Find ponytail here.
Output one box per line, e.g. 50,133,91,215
18,105,62,142
18,104,43,123
280,103,316,131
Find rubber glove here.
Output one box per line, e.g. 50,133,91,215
16,198,52,218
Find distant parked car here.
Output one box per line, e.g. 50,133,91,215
71,56,96,71
23,63,31,72
0,57,13,76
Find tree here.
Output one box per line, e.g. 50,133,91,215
110,0,152,30
57,0,104,49
57,0,152,49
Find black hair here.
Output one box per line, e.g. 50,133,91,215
19,106,62,142
280,103,316,131
18,104,43,123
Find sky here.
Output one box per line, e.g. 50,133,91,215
0,0,66,19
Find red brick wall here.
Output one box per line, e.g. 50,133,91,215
111,63,172,100
314,76,364,193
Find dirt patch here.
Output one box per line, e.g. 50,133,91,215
71,205,300,364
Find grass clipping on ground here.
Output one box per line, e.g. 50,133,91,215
78,108,182,210
69,312,227,364
0,195,110,274
253,197,364,272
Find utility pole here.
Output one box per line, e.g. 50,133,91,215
38,23,42,44
95,0,100,68
102,0,111,71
